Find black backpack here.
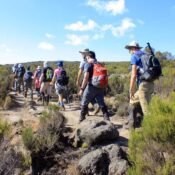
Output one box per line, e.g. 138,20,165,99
57,70,69,86
139,44,162,81
45,67,54,81
17,66,25,78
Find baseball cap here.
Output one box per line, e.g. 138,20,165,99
79,48,90,54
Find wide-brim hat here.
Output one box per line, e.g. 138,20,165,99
125,41,142,50
79,48,90,54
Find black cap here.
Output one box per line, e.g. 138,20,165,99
79,48,90,54
87,51,96,59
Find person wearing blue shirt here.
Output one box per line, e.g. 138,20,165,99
125,41,154,129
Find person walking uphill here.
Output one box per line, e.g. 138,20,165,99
78,51,110,123
24,66,33,100
39,61,54,105
125,41,154,129
50,61,69,110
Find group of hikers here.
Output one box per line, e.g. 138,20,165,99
11,41,162,128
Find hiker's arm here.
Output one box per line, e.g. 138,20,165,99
76,69,83,87
130,64,137,99
39,73,44,83
78,72,89,96
50,72,56,85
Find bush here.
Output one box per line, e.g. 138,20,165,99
127,93,175,175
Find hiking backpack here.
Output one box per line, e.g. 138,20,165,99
17,66,25,78
139,43,162,81
24,71,33,82
56,69,69,86
45,67,54,81
91,63,108,88
36,69,42,78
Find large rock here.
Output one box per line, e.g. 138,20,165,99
74,120,119,147
78,144,128,175
78,149,109,175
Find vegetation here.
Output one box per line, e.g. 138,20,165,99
128,93,175,175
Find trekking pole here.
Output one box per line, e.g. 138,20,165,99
147,42,155,56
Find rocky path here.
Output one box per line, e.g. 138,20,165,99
0,92,129,149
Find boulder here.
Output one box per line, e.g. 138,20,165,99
78,149,109,175
74,120,119,147
78,144,129,175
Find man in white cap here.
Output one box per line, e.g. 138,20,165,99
125,41,154,129
76,48,90,87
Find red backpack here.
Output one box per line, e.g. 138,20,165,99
92,63,108,88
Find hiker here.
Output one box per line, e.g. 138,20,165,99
39,61,54,105
78,51,110,122
16,63,25,94
12,63,18,91
33,65,42,100
24,66,33,100
125,41,155,129
50,61,69,110
76,48,90,87
77,48,100,115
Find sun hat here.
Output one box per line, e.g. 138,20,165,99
125,41,142,50
79,48,90,54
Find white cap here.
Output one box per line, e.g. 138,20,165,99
43,61,49,68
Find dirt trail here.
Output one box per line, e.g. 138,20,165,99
0,92,130,148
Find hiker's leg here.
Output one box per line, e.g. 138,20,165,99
126,90,140,129
95,89,110,121
80,85,95,122
139,81,154,115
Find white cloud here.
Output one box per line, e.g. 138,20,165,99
65,19,97,31
87,0,126,16
111,18,136,37
45,33,55,39
65,34,89,46
38,42,55,51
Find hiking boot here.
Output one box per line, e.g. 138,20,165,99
103,113,110,121
79,106,88,123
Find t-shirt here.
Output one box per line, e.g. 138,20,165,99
54,67,62,78
130,50,144,85
83,62,94,83
42,67,53,82
79,60,87,71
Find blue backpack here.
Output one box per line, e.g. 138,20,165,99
24,71,33,82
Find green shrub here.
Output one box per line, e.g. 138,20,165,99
0,119,11,140
22,127,34,150
127,93,175,175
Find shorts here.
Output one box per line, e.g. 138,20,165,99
55,83,67,95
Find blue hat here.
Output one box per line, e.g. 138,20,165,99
57,61,63,67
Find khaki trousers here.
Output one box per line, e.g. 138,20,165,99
130,81,154,115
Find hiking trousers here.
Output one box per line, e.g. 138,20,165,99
80,84,109,119
130,81,154,115
24,81,33,100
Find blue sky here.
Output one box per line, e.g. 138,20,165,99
0,0,175,64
